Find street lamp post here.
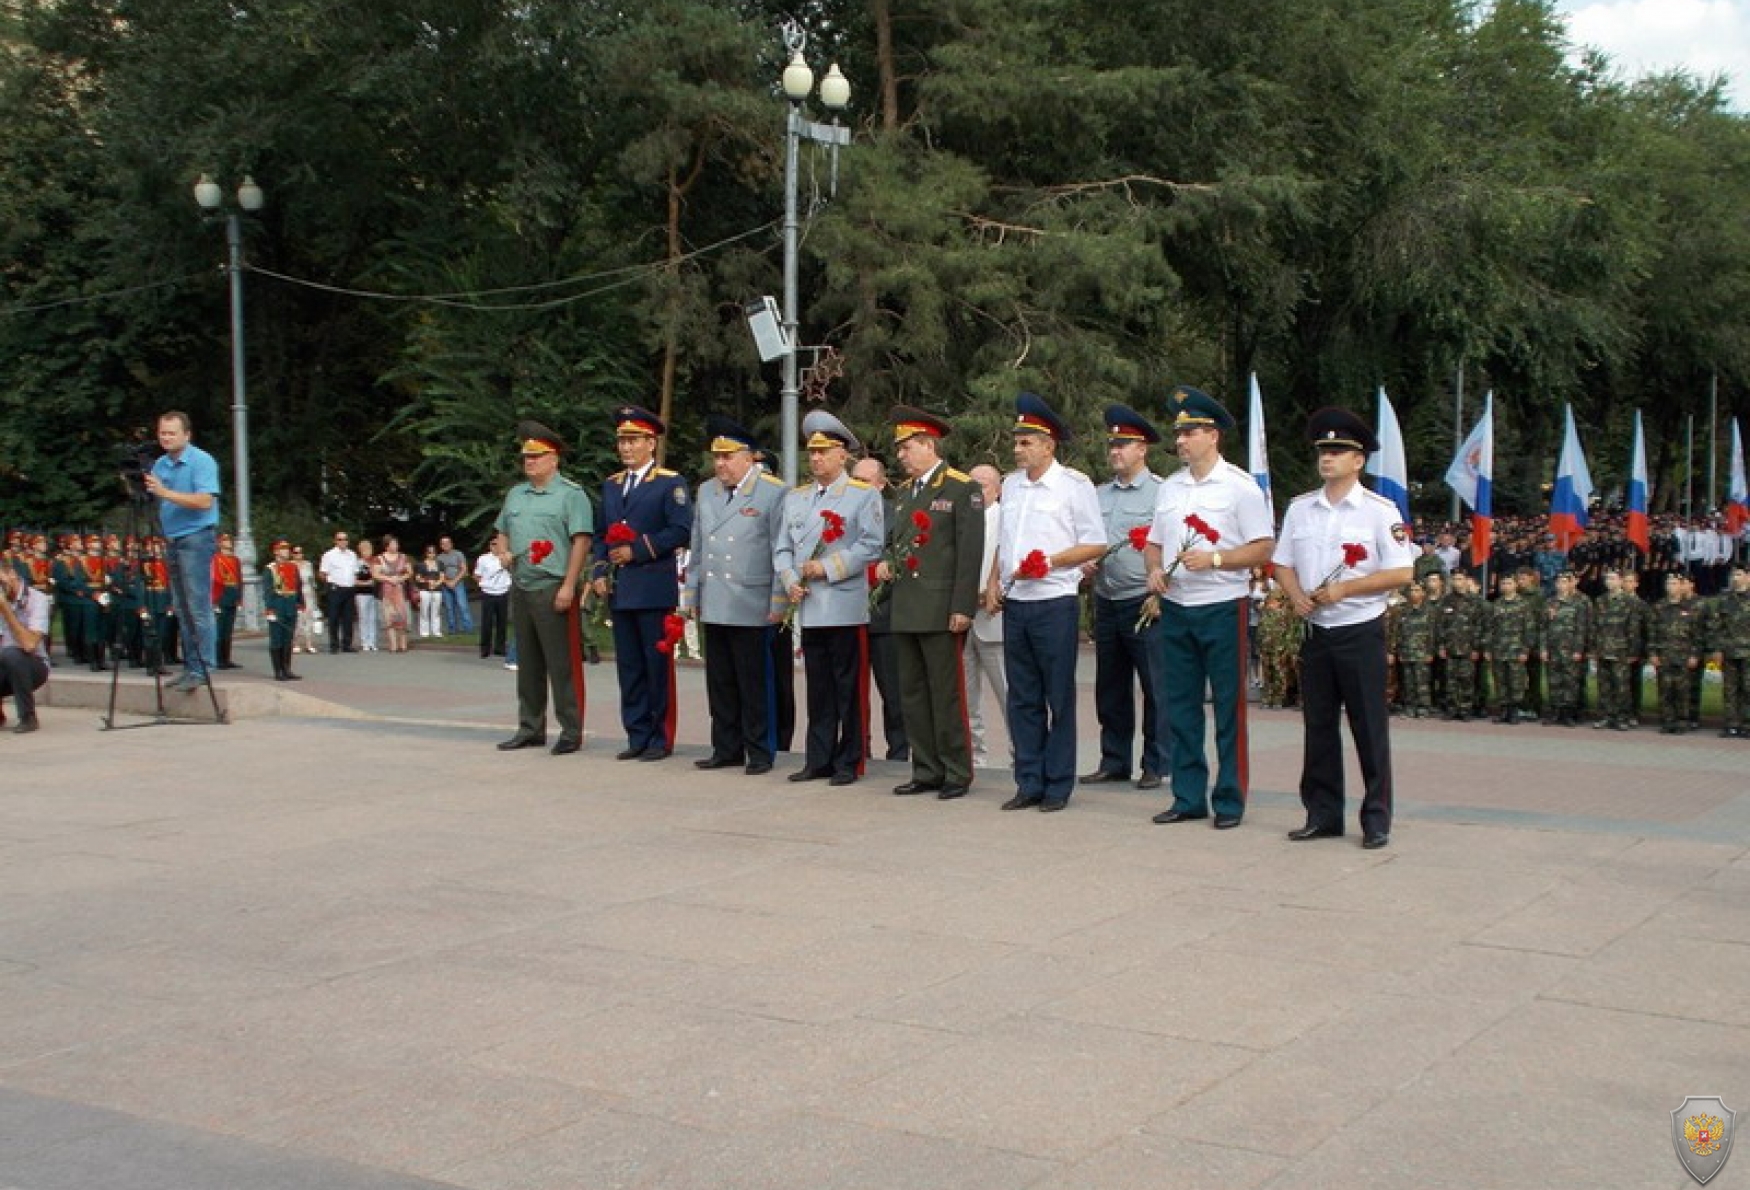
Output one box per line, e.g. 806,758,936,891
777,26,849,487
193,174,265,631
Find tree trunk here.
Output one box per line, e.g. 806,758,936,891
872,0,899,133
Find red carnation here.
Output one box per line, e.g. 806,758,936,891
1184,513,1219,544
1019,550,1051,580
820,509,846,544
527,539,554,565
911,510,932,532
655,612,688,655
1127,525,1151,551
605,521,636,546
1342,542,1370,568
906,555,921,573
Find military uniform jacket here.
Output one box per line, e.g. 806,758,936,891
1707,589,1750,658
263,561,303,617
1437,592,1486,655
774,475,885,629
1545,594,1592,657
886,463,985,634
593,466,690,611
684,469,787,626
498,473,596,592
1650,599,1701,660
1396,601,1435,659
1486,597,1539,656
1591,590,1647,660
52,554,91,605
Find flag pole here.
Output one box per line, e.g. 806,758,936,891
1707,372,1718,512
1451,362,1464,523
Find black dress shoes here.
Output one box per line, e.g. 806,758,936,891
829,772,857,787
1136,771,1164,790
1151,808,1208,824
1287,824,1343,841
550,738,581,756
639,747,670,762
892,781,942,796
1079,770,1128,785
695,756,742,770
1362,833,1390,849
745,760,774,775
936,784,970,800
789,768,832,783
614,748,643,760
1213,814,1242,830
497,734,546,751
1038,798,1069,813
12,716,39,734
1001,793,1043,811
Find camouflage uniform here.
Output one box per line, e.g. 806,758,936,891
1486,593,1539,722
1591,586,1647,729
1708,579,1750,736
1515,577,1547,718
1436,587,1487,720
1649,595,1702,732
1384,595,1404,710
1258,593,1300,709
1394,595,1436,717
1543,586,1591,725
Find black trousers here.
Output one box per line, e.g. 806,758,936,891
704,622,774,766
867,629,908,760
477,591,509,656
0,647,48,720
802,625,864,776
325,587,356,651
1297,617,1393,838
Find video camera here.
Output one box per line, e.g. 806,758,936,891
116,438,163,504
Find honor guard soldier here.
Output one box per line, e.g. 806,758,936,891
881,406,985,800
775,411,886,786
52,535,91,666
1271,407,1415,849
1081,403,1170,791
1144,386,1275,829
262,539,304,682
684,415,788,775
213,532,245,669
988,393,1106,812
83,532,112,672
592,406,692,761
495,421,595,755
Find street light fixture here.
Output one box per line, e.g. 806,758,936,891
193,173,265,631
776,26,850,487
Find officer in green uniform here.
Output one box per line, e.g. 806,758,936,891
1544,569,1592,726
262,538,304,681
878,406,984,799
1650,571,1701,733
1711,562,1750,737
1591,568,1646,730
1393,580,1436,717
494,420,595,755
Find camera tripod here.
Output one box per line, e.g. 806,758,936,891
100,498,226,730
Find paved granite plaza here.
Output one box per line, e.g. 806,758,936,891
4,637,1749,1189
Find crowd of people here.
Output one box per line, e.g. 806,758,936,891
6,402,1747,846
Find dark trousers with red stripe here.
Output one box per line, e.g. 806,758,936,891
613,606,674,754
1004,595,1081,803
1297,616,1393,838
1159,597,1249,819
510,583,584,746
801,625,864,777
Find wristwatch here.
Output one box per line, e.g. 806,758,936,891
1212,551,1223,570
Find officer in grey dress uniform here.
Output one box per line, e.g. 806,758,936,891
775,411,886,786
684,416,790,776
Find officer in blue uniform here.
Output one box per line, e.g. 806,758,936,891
591,406,693,761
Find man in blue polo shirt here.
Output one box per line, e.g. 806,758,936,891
143,410,222,691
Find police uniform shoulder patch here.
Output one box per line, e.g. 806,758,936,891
673,484,690,505
1391,523,1410,543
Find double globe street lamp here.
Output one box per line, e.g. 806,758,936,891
192,173,265,631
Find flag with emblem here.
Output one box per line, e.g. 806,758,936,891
1727,417,1748,538
1445,392,1494,567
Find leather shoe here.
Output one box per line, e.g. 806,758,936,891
638,748,671,762
744,761,773,775
1362,833,1390,850
892,780,942,796
497,734,546,751
1001,794,1043,811
828,772,857,787
1151,808,1208,824
550,738,581,756
1079,769,1128,785
789,768,831,782
695,756,742,770
12,716,39,734
614,748,643,760
1287,824,1343,841
1213,814,1242,830
1136,771,1163,790
937,784,970,800
1039,798,1069,813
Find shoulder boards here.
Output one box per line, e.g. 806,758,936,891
759,472,786,486
1063,468,1091,483
1360,487,1397,507
943,468,970,483
1288,490,1319,505
608,469,627,482
558,475,582,489
847,478,871,490
653,468,678,478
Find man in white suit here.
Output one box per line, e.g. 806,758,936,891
966,463,1008,768
775,411,886,786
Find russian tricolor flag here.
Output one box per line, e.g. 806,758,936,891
1247,373,1274,524
1729,418,1749,538
1445,392,1493,565
1626,409,1650,556
1366,386,1412,524
1548,404,1593,551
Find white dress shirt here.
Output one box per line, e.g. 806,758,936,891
997,460,1106,601
319,546,359,589
1149,459,1274,607
1272,483,1416,628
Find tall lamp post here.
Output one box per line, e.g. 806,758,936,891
778,26,850,487
193,173,265,631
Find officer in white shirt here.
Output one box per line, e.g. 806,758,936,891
318,531,360,653
985,393,1106,812
1271,407,1416,849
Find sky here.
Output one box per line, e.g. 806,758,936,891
1555,0,1750,104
